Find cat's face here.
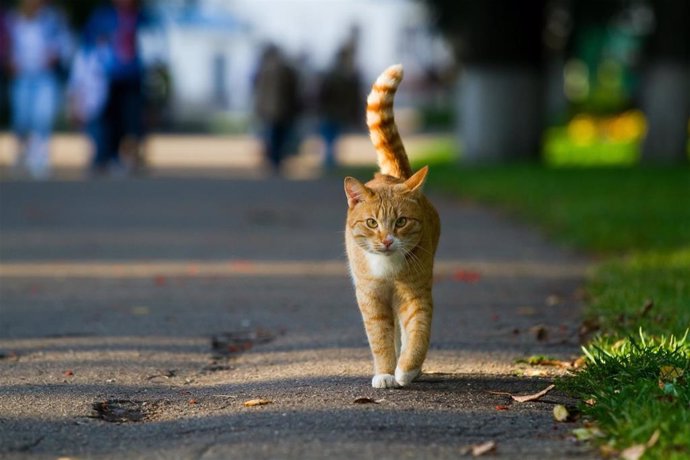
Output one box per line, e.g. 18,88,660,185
344,167,429,257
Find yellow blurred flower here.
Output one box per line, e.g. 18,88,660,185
568,114,597,146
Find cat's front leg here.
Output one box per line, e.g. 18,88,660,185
394,290,432,386
356,288,398,388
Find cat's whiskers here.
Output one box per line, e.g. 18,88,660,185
402,246,425,276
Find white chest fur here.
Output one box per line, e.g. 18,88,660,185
365,252,405,279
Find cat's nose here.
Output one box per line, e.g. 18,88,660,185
382,235,394,248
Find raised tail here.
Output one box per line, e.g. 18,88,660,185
366,64,413,179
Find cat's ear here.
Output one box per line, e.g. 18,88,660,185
344,177,372,208
403,165,429,192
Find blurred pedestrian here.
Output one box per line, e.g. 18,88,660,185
66,39,110,175
0,6,9,128
5,0,71,179
85,0,148,175
317,46,362,171
253,44,300,174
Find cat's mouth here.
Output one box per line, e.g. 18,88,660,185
374,246,397,256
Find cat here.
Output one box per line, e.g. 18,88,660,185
344,64,440,388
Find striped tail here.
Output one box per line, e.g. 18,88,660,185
366,64,413,179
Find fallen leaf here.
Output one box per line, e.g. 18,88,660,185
64,369,74,377
518,355,572,367
521,368,549,377
243,399,272,407
453,269,481,283
471,440,496,457
572,356,587,369
188,399,197,405
620,444,646,460
153,275,167,286
646,429,660,448
495,405,510,411
584,398,596,406
659,365,684,381
599,444,618,458
511,384,555,403
553,404,570,422
353,397,379,404
572,426,604,441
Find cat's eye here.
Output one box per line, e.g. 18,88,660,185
366,218,378,229
395,217,407,228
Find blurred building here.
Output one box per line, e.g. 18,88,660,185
143,0,451,130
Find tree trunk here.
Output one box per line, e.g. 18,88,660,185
640,63,689,164
457,65,543,163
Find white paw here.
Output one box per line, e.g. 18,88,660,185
395,367,421,387
372,374,399,389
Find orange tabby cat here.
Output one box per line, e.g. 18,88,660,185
344,64,441,388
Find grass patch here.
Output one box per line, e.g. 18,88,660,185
423,164,690,253
588,249,690,337
417,158,690,457
560,330,690,459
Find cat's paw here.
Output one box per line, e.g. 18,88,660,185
395,367,421,387
372,373,399,389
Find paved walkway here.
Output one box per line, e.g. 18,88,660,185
0,172,593,459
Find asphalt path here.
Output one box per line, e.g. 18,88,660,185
0,173,593,459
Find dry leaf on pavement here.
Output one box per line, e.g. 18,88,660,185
553,404,570,422
353,397,380,404
511,384,555,403
243,399,272,407
487,384,555,402
471,440,496,457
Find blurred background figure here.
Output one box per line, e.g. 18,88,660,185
0,0,685,174
0,5,8,128
66,33,110,176
317,43,362,172
5,0,71,179
85,0,148,176
252,44,300,174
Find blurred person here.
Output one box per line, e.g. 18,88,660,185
66,38,110,175
316,46,362,171
1,6,9,127
85,0,148,175
253,44,300,174
5,0,71,179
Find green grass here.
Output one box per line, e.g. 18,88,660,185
560,330,690,459
417,157,690,458
588,250,690,337
423,164,690,253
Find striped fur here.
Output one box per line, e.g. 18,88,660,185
344,66,441,388
366,64,413,180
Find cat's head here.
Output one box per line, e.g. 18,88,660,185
344,166,429,256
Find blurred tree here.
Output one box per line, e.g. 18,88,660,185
423,0,547,163
640,0,689,164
